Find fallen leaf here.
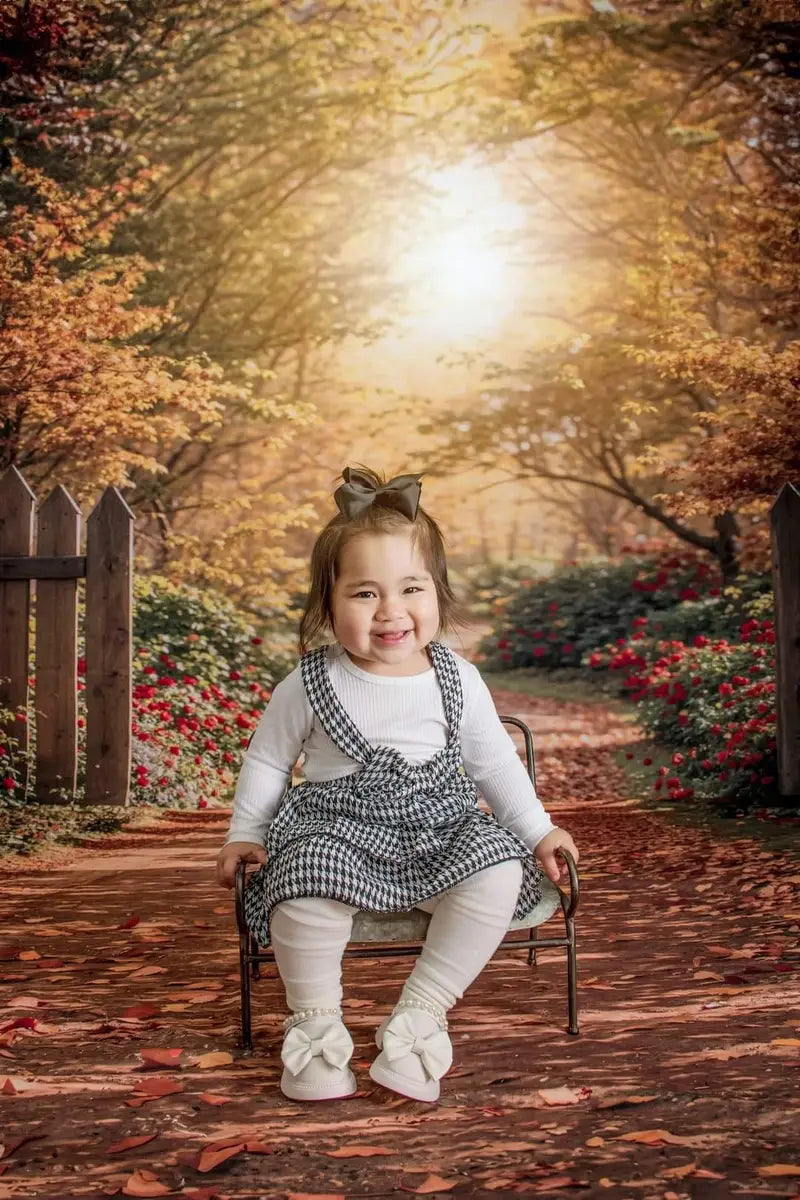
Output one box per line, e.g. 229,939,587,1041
596,1095,658,1109
287,1194,345,1200
107,1134,159,1155
537,1087,591,1106
121,1168,171,1197
17,950,41,961
757,1165,800,1177
120,1005,160,1020
0,1134,46,1161
196,1143,245,1172
137,1048,184,1069
8,996,45,1009
117,915,141,930
125,1077,184,1107
403,1175,460,1194
128,966,167,979
191,1051,233,1069
660,1162,697,1179
617,1130,705,1147
198,1093,232,1106
326,1146,395,1158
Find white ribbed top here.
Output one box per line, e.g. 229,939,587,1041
224,644,555,851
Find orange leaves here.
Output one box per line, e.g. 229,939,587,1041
180,1137,273,1173
190,1051,233,1070
325,1145,395,1158
120,1169,171,1197
124,1077,184,1108
536,1086,592,1107
401,1176,460,1194
617,1130,712,1148
0,165,236,501
107,1134,158,1155
136,1048,184,1070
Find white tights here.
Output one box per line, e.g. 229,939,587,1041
269,858,523,1015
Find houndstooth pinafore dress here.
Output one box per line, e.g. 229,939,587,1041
243,641,544,947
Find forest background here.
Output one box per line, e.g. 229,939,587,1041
1,0,798,829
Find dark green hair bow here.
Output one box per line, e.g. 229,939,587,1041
333,468,422,522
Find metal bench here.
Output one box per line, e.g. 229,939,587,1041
234,715,580,1054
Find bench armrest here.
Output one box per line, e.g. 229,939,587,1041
556,847,580,918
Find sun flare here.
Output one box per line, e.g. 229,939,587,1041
392,162,527,344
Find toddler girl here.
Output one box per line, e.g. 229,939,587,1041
216,467,579,1103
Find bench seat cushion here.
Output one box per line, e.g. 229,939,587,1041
349,877,562,944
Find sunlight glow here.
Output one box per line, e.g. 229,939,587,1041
392,162,528,345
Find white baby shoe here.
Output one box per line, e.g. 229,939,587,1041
280,1008,357,1101
369,999,452,1102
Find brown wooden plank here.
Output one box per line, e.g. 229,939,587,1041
0,467,36,792
35,487,81,803
0,555,86,580
770,482,800,798
84,488,133,806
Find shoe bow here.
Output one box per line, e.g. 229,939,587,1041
382,1011,453,1081
281,1022,354,1076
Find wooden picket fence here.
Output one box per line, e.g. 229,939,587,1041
0,466,133,805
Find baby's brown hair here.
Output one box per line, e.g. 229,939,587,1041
298,467,466,653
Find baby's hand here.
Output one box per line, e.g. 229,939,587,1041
216,841,267,889
534,828,579,886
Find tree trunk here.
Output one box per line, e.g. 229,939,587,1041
713,510,741,583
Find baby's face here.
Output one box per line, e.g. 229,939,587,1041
330,530,440,675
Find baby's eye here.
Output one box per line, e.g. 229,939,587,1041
404,586,423,594
353,590,375,599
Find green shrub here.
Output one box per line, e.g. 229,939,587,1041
455,560,550,617
481,548,723,671
133,575,295,686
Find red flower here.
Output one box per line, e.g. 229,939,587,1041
251,637,263,645
2,777,16,790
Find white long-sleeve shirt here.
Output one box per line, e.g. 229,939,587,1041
224,644,555,852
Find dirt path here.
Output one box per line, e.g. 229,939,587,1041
1,691,799,1200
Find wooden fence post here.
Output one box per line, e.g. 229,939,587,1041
770,482,800,799
35,486,81,802
84,489,134,807
0,468,35,791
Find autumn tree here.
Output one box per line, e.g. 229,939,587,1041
2,1,484,605
428,0,798,577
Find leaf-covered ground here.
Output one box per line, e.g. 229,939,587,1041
1,691,799,1200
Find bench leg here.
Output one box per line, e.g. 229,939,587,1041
238,926,254,1055
527,926,538,967
566,912,579,1036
